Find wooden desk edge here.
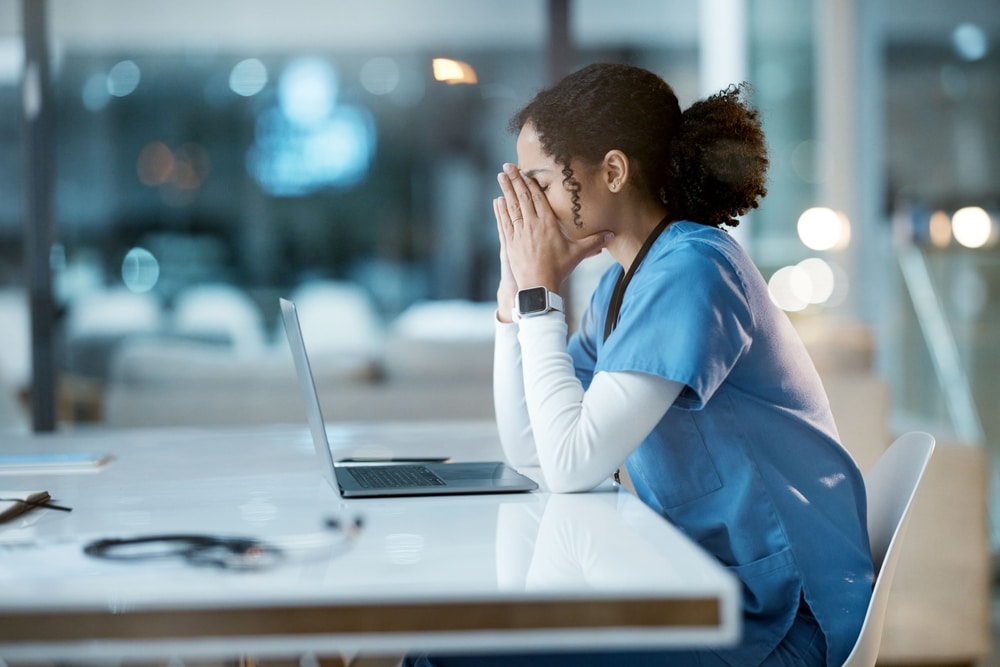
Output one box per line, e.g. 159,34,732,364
0,597,721,642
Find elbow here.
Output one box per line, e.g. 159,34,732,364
542,468,598,494
536,428,607,493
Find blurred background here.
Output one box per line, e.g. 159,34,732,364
0,1,998,662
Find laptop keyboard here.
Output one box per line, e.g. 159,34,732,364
347,464,446,489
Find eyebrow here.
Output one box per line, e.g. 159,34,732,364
522,168,550,179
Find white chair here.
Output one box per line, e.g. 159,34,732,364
173,283,267,355
63,287,166,380
842,431,936,667
65,287,164,339
286,280,384,361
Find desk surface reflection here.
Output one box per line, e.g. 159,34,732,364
0,421,739,661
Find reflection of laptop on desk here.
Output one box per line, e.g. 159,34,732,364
279,298,538,499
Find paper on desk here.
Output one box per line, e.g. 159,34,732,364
0,490,51,523
0,451,112,474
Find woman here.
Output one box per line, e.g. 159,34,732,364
411,63,873,666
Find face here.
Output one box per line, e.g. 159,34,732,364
515,123,615,239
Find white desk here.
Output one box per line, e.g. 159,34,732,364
0,421,740,662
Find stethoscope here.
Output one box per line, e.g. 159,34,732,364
83,515,363,571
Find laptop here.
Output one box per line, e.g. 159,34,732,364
279,298,538,499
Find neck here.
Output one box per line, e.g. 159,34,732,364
607,204,671,268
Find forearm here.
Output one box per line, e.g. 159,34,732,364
516,315,683,493
493,318,538,467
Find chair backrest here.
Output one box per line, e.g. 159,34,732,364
173,283,267,354
841,431,935,667
285,280,384,359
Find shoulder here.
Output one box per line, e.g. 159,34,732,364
661,220,744,254
647,222,753,283
640,221,759,328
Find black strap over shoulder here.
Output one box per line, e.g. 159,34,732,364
603,216,673,343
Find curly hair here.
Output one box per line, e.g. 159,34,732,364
509,63,768,229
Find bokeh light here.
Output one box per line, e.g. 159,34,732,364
952,22,988,61
136,141,211,206
173,143,211,190
121,247,160,293
768,257,847,312
360,57,401,95
928,210,952,248
797,207,851,251
952,206,993,249
137,141,175,186
229,58,268,97
107,60,141,97
432,58,478,85
797,258,836,304
768,265,809,312
279,57,338,126
249,58,375,197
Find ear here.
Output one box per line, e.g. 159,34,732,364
602,150,629,193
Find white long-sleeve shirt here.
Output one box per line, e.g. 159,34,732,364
493,312,684,493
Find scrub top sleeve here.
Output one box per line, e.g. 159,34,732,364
567,267,619,390
596,242,753,410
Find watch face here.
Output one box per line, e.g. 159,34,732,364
517,287,548,314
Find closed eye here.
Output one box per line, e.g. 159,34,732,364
529,177,549,193
522,169,550,193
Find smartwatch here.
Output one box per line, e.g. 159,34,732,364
514,286,564,319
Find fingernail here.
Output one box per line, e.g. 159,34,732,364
503,163,517,175
604,233,615,243
497,172,507,184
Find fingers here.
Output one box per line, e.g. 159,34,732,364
494,196,514,241
579,230,616,258
520,170,549,210
497,163,535,223
493,197,507,251
496,180,523,224
495,170,519,221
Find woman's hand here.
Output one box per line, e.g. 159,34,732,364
495,163,611,295
493,195,519,322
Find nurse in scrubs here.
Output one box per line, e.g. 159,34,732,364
409,62,872,667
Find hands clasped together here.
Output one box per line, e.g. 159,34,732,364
493,163,614,321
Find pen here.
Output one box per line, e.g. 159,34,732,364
0,498,73,512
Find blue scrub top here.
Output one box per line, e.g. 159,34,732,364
568,222,873,666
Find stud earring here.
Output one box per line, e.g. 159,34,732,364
612,179,620,191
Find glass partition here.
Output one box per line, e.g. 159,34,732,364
0,0,701,428
2,0,997,459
